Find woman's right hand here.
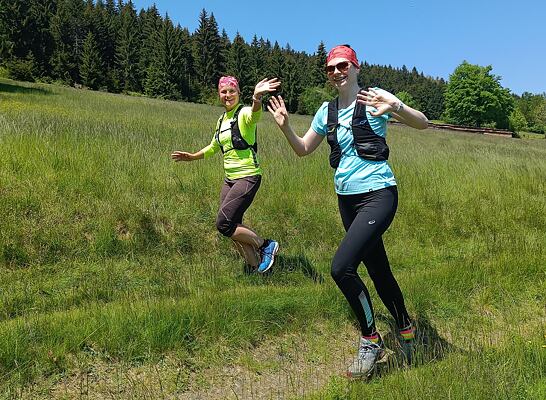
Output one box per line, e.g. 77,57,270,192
171,151,194,162
267,95,289,128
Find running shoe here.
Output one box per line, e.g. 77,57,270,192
347,336,385,378
257,239,279,273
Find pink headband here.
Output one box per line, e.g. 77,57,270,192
327,45,359,67
218,76,240,92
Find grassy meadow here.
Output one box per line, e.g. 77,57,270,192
0,78,545,399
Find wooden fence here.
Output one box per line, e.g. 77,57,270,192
390,120,514,137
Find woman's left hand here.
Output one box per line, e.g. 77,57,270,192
253,78,281,99
357,88,401,116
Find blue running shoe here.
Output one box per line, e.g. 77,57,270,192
257,239,279,273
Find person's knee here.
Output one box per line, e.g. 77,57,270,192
331,258,348,283
215,215,236,237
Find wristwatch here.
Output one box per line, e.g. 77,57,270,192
394,101,404,112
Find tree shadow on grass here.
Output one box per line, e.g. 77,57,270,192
0,82,52,95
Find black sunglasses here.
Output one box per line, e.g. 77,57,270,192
326,61,350,74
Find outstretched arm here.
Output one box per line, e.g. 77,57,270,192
171,148,205,162
357,88,429,130
267,95,324,157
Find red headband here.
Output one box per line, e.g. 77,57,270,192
327,45,359,67
218,76,240,92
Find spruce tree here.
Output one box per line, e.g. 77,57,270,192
310,41,327,87
27,0,56,76
145,16,184,100
115,0,141,92
80,31,103,89
218,29,230,76
227,33,251,102
247,35,263,84
139,4,163,87
51,0,86,84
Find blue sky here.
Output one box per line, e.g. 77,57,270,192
131,0,546,95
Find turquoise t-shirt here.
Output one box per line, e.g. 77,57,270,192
311,100,397,195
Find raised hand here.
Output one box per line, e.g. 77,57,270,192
254,78,281,98
171,151,194,162
266,95,289,128
357,88,401,116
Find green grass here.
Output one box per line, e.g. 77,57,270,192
1,78,545,398
519,131,545,139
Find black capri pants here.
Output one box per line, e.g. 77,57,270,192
331,185,411,336
216,174,262,237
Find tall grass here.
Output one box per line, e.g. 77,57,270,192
0,78,545,398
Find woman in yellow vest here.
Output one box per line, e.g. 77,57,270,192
171,76,280,273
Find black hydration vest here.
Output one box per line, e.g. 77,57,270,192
215,104,258,165
326,98,389,169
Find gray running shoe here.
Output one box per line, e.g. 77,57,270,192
347,337,385,378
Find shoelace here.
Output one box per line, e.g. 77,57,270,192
359,343,380,357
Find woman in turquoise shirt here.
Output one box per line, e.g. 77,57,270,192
267,45,428,377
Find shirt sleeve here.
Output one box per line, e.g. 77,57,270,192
202,133,220,158
311,102,329,136
239,106,261,145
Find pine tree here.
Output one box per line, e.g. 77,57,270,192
192,9,221,91
27,0,56,76
247,35,262,84
218,29,230,76
139,4,163,86
145,16,184,100
80,31,103,89
227,33,251,102
115,0,141,92
178,26,194,100
281,48,302,113
310,41,327,87
51,0,86,84
267,41,283,80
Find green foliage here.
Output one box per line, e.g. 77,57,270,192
192,9,222,88
50,0,86,84
6,53,36,82
359,64,446,120
509,107,528,133
515,92,546,134
144,17,187,100
115,0,141,92
80,31,103,89
444,61,514,128
227,33,251,100
297,85,334,115
310,41,328,87
395,90,419,110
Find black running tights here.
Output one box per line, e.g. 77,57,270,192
331,186,411,336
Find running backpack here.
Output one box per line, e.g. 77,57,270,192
215,104,258,154
326,98,389,168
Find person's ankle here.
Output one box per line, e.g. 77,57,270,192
399,323,415,341
362,331,381,345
